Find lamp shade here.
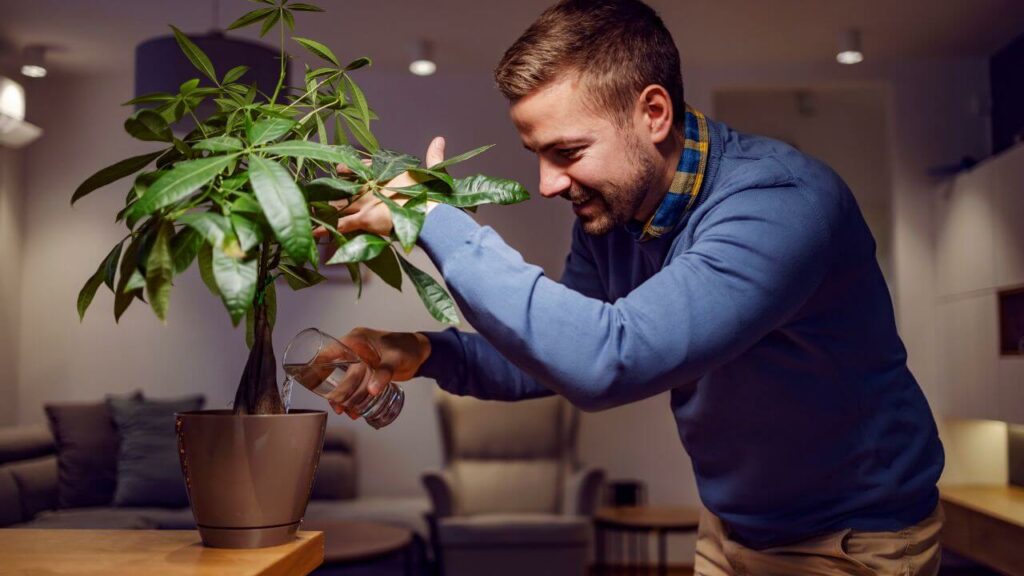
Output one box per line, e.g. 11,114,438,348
135,31,286,104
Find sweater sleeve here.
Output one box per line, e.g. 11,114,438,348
417,184,834,412
416,220,605,400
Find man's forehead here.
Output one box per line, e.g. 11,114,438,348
510,76,606,151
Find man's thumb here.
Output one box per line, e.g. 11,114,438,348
426,136,446,168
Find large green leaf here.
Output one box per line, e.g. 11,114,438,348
343,57,371,71
231,213,264,252
226,7,274,31
114,233,147,322
373,191,424,252
437,174,530,208
77,242,124,321
397,253,460,325
222,65,250,84
365,246,402,291
305,177,363,201
429,144,495,170
169,227,203,275
170,25,217,84
212,248,258,326
248,118,297,146
278,262,326,290
145,221,175,321
260,141,367,177
326,233,389,264
409,167,454,191
124,109,173,142
342,113,378,153
125,154,236,221
193,135,244,152
72,150,165,205
197,244,220,296
247,155,314,264
371,150,419,182
293,36,340,66
345,75,370,129
176,212,233,248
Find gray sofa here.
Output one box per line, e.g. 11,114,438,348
0,423,429,545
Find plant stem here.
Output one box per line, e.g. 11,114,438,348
270,12,286,104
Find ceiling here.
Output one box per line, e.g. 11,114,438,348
1,0,1023,76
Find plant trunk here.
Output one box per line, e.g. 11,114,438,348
233,246,284,415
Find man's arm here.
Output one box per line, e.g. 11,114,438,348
417,185,835,412
418,220,607,400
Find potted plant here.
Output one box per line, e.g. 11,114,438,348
72,0,528,548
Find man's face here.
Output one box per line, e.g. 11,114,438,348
510,75,659,235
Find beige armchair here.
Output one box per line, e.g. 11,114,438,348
422,392,605,576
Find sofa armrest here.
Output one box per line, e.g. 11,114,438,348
421,470,457,519
562,466,605,516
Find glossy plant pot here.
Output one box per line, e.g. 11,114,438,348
175,409,327,548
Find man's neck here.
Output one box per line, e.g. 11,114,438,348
634,130,685,223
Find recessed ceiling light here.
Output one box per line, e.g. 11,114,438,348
836,29,863,65
21,46,48,78
409,40,436,76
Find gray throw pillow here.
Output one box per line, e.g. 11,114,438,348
108,394,204,508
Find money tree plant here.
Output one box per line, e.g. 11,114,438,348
72,0,528,415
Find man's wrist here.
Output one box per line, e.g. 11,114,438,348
413,331,432,374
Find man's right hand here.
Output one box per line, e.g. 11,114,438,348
323,327,432,417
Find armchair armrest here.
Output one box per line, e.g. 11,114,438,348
562,466,605,516
421,470,457,518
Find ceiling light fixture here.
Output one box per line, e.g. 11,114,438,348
0,75,43,148
836,29,864,65
409,40,436,76
20,45,47,78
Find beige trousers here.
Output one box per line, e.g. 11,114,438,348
694,505,944,576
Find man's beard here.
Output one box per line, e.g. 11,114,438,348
566,142,659,236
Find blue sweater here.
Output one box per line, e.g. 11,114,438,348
417,118,944,548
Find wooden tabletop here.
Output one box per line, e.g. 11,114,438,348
300,520,412,564
0,529,324,576
594,506,701,531
940,484,1024,528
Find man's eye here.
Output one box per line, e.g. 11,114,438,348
558,147,582,159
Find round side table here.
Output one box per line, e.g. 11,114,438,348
301,519,414,574
594,506,700,576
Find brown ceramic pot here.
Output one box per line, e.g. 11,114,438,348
175,409,327,548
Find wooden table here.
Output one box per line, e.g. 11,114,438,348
940,484,1024,576
0,529,324,576
301,520,413,573
594,506,701,576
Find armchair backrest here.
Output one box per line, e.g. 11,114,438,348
436,392,579,516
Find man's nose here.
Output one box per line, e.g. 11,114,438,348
538,159,571,199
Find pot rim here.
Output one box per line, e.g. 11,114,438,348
176,409,327,418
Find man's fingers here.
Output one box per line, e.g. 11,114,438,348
426,136,446,168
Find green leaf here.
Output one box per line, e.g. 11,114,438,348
77,242,124,321
260,141,368,177
289,3,325,12
248,117,296,146
231,214,264,252
345,75,370,130
409,167,454,191
226,7,274,31
179,78,200,94
343,57,371,72
223,65,250,84
231,194,263,215
343,113,378,153
282,8,295,30
194,135,244,152
430,144,495,170
365,246,402,291
114,234,146,322
177,212,233,248
125,154,236,221
124,109,173,142
371,150,419,182
247,155,314,264
170,25,217,84
278,262,327,290
397,253,460,325
198,244,220,296
440,174,530,208
122,92,176,106
326,233,389,264
333,114,349,146
145,221,175,321
259,9,281,37
293,36,340,66
72,150,165,205
170,227,203,275
124,269,146,293
212,248,258,326
373,191,424,252
305,177,362,201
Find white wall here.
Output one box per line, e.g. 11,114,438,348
12,55,993,564
0,148,24,426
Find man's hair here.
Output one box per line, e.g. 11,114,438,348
494,0,685,130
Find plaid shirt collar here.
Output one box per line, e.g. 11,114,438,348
627,105,710,242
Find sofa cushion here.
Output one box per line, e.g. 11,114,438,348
44,395,139,509
108,394,204,508
0,468,24,526
452,460,560,515
7,456,58,521
13,506,195,530
0,425,54,464
437,514,591,547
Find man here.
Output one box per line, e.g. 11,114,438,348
317,0,945,573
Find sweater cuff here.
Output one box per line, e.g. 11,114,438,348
417,203,479,273
416,329,464,387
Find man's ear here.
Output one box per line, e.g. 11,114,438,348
637,84,674,145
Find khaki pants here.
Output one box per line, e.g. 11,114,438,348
695,505,944,576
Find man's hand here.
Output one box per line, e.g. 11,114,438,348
313,136,446,239
323,327,432,417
